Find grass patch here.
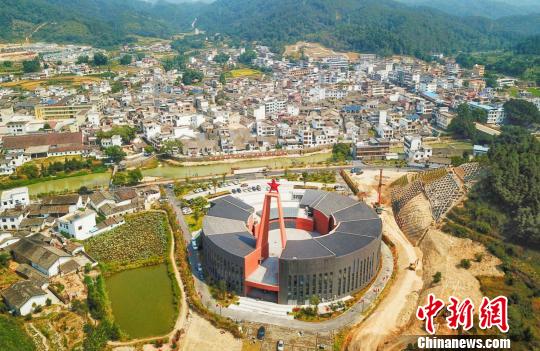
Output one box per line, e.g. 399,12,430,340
0,267,22,290
85,211,169,273
185,213,203,232
0,315,35,351
527,87,540,97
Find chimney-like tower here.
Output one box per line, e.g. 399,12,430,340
256,179,287,259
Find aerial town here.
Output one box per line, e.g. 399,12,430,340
0,13,538,351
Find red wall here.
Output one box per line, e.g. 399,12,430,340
313,209,330,234
296,218,314,231
244,248,261,278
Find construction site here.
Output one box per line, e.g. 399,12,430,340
344,164,504,351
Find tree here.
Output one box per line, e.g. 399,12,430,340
332,143,352,162
182,69,204,85
503,99,540,127
214,53,230,64
22,58,40,73
144,145,155,154
309,295,320,312
104,146,126,164
432,271,442,284
159,139,183,156
2,61,13,67
0,252,10,268
219,72,227,85
302,171,308,186
238,50,257,65
120,54,132,65
217,280,227,299
127,168,143,185
76,55,89,64
19,163,40,179
93,52,109,66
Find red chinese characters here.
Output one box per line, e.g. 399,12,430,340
479,296,509,333
416,293,445,335
446,296,474,331
416,294,509,334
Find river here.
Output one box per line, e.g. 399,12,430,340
26,152,331,195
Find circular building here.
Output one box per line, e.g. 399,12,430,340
201,182,382,305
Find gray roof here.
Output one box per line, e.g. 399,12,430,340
256,207,299,219
11,237,70,270
281,239,334,260
312,192,358,216
334,219,382,238
1,280,47,309
207,196,254,222
206,231,256,258
333,203,379,222
299,190,326,207
203,216,247,236
203,190,382,261
316,232,376,256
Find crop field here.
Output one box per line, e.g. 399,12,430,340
226,68,262,78
0,75,102,90
85,212,169,270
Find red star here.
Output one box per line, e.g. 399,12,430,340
268,179,280,192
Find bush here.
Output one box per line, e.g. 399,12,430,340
459,259,471,269
432,271,442,284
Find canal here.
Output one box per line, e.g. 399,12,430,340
26,152,331,195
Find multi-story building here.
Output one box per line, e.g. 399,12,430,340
468,102,506,124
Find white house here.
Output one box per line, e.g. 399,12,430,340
58,209,97,240
0,187,30,211
101,134,122,148
1,280,49,316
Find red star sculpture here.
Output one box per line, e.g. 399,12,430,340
268,179,280,192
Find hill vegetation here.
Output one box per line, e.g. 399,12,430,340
0,0,539,58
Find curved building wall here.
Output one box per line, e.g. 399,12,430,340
277,238,381,304
201,234,247,295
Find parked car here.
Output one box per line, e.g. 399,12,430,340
256,185,262,191
197,263,203,276
257,326,266,340
191,238,198,250
277,340,284,351
232,188,237,194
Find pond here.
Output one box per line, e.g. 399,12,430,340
105,264,176,339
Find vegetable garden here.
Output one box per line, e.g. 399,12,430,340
85,212,169,272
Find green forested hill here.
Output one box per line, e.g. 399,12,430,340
0,0,198,46
196,0,532,55
0,0,539,56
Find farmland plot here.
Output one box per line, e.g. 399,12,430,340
85,212,169,271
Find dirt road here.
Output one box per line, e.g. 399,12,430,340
347,170,423,351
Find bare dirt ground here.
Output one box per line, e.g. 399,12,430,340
347,170,424,351
346,169,504,351
179,313,242,351
283,41,358,61
379,229,504,350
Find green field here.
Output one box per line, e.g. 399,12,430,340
0,315,35,351
85,212,169,272
105,264,176,338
